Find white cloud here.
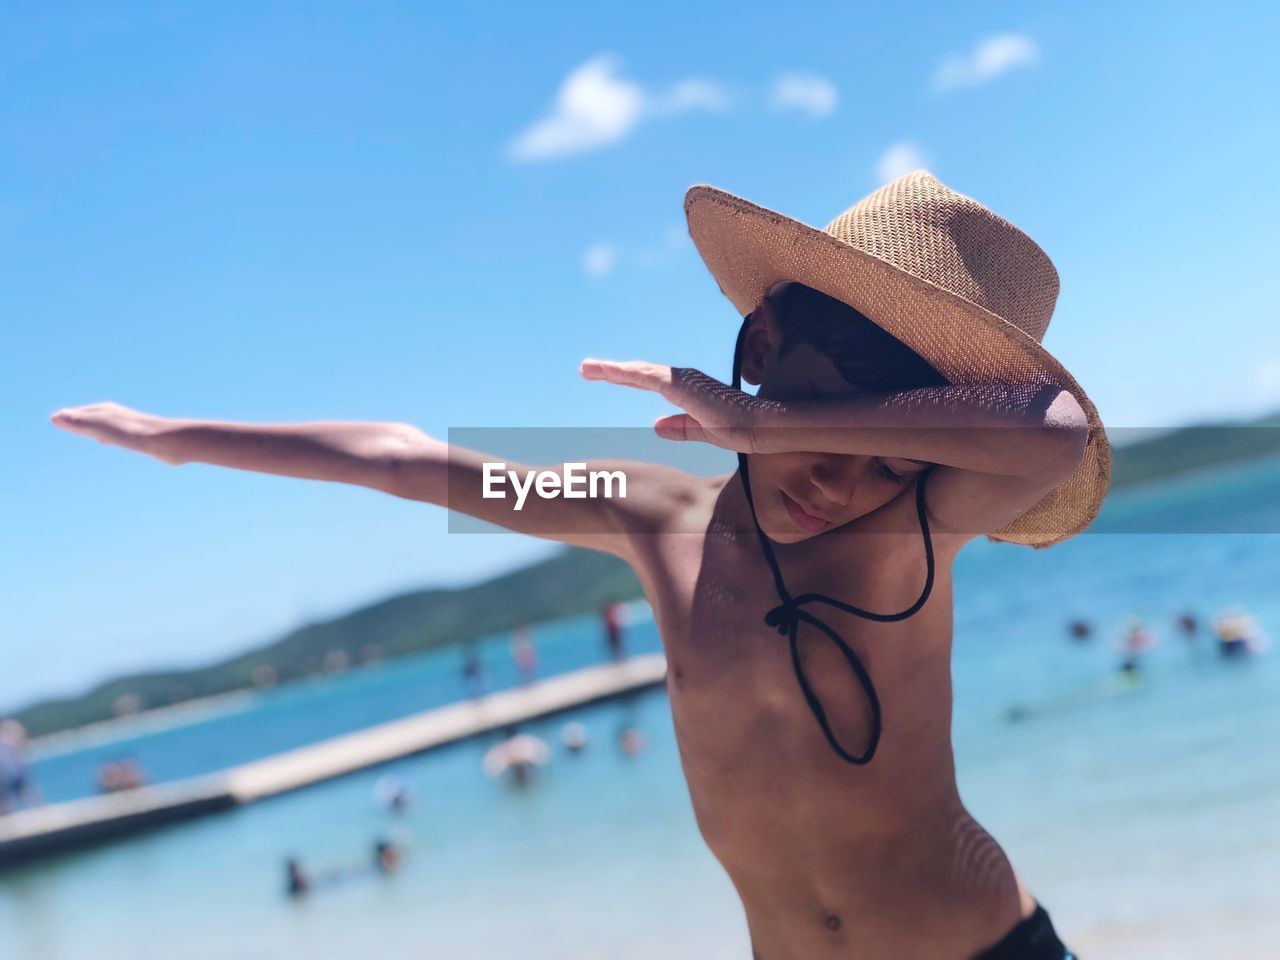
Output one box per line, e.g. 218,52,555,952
582,243,617,279
874,142,928,184
509,56,729,162
931,33,1040,92
654,78,731,115
769,73,838,117
508,56,644,162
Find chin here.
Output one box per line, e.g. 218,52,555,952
762,527,812,545
756,511,828,545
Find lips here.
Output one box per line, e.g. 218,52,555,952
780,490,831,534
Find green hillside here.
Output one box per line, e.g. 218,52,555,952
1108,412,1280,489
14,548,642,737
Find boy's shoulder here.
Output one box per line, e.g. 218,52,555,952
603,460,728,535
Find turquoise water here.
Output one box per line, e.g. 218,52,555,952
3,458,1280,959
27,609,666,807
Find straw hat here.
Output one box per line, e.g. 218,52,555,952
684,170,1110,547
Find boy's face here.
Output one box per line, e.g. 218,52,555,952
742,289,928,544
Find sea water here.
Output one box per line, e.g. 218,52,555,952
2,458,1279,959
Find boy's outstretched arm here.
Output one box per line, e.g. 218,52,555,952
50,402,662,555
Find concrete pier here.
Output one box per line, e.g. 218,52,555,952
0,655,667,867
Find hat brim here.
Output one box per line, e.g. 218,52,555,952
684,185,1111,548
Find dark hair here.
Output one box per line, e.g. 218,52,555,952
768,282,947,392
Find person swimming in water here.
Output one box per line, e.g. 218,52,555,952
1213,608,1268,658
1065,618,1092,644
1175,611,1199,643
483,726,550,788
560,721,589,754
285,857,311,898
1117,617,1156,679
373,839,404,874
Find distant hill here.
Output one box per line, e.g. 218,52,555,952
14,548,642,737
1108,410,1280,489
13,409,1279,737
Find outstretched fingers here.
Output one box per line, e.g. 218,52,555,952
582,360,757,450
580,359,675,396
49,402,165,456
51,404,114,439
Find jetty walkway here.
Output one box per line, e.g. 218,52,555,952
0,654,667,867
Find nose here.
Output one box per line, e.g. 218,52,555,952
807,457,858,506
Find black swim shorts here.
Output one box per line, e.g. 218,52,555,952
973,904,1076,959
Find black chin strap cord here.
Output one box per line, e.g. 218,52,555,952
731,315,935,765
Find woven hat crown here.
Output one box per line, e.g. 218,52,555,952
822,171,1059,343
683,172,1110,547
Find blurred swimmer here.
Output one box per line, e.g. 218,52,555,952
560,721,589,754
484,727,551,787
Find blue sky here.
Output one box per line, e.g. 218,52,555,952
4,2,1279,708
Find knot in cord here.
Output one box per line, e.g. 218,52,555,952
763,600,801,635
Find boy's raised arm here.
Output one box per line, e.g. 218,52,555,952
582,360,1091,542
50,402,648,555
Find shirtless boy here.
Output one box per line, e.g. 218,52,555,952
53,172,1109,958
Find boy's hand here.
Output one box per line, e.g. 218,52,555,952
580,359,778,453
51,403,185,464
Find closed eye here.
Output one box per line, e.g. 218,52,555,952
875,458,906,483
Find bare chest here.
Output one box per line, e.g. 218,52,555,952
634,520,953,790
